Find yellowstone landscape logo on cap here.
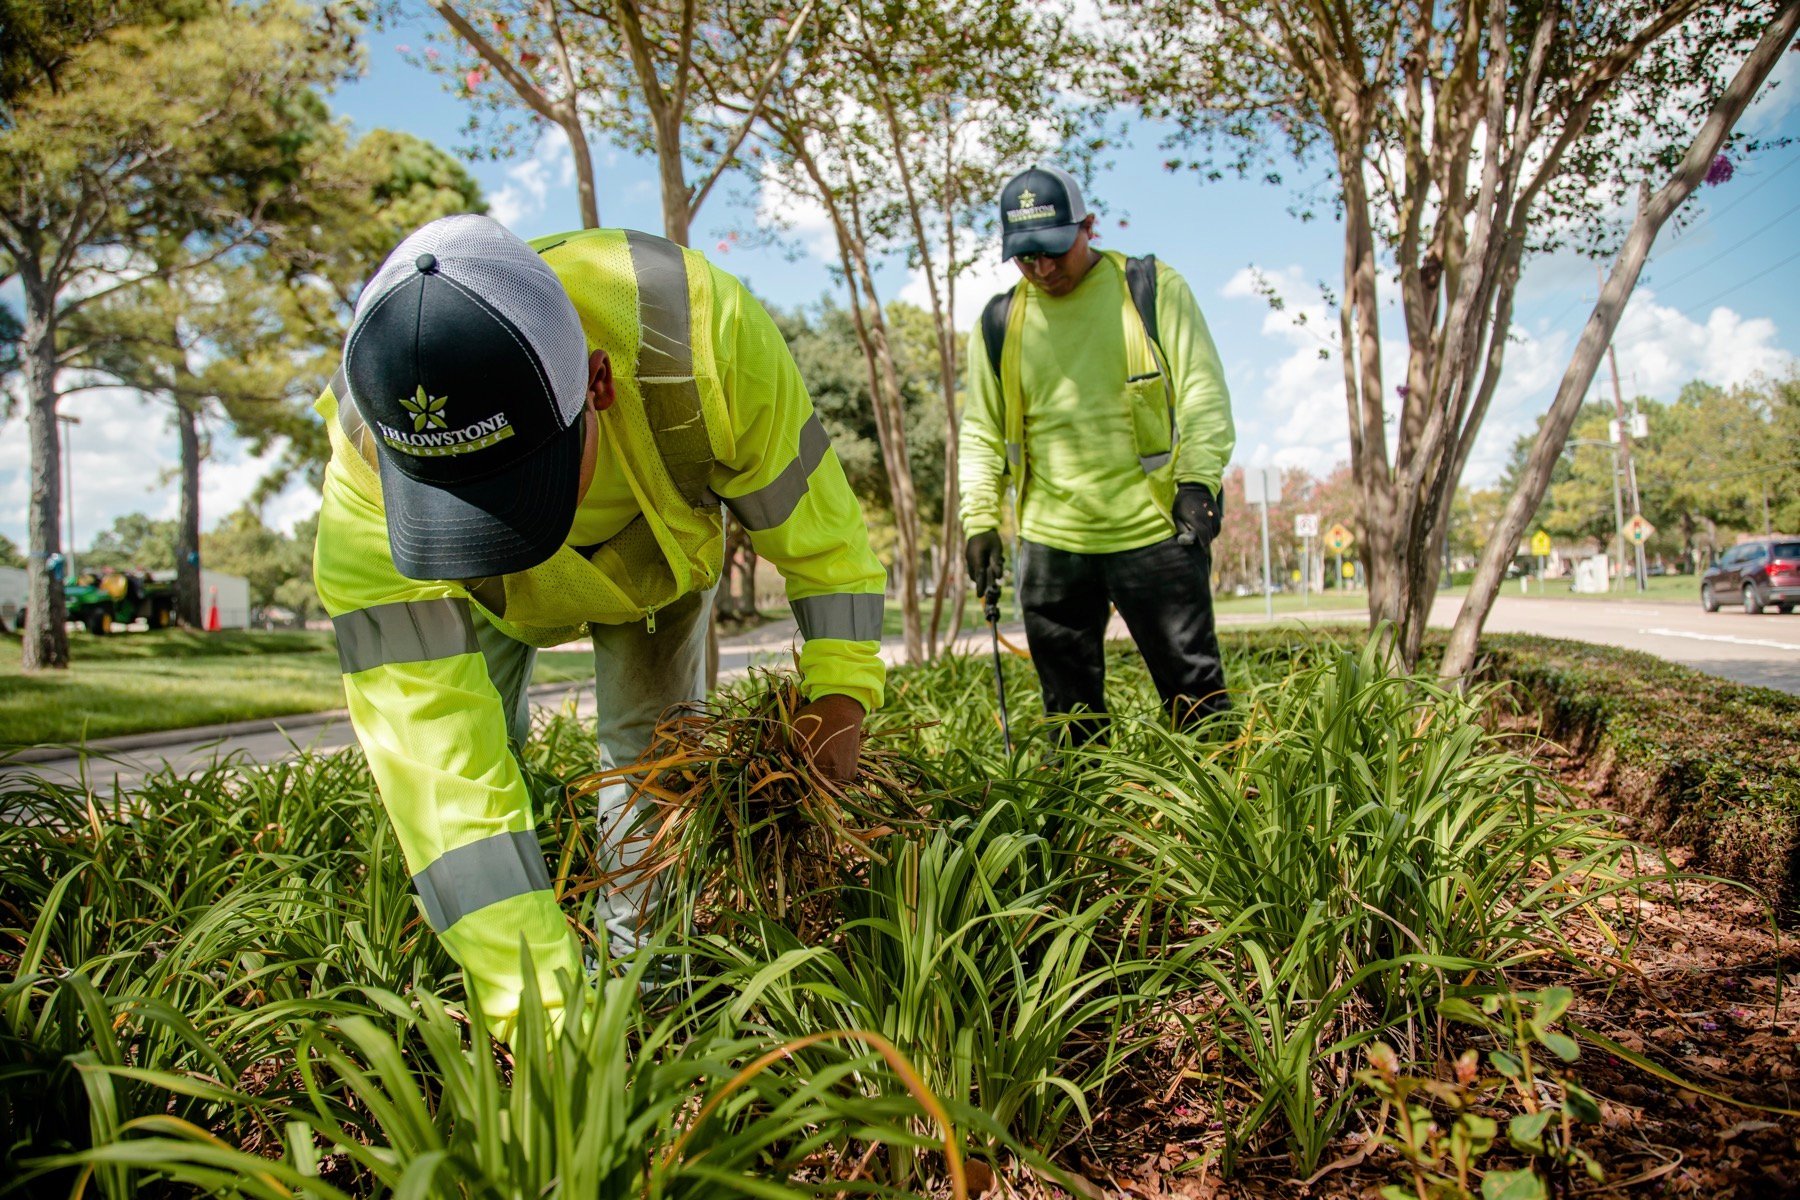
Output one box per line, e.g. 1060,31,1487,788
373,385,516,459
1006,187,1058,224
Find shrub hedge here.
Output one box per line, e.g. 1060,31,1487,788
1470,634,1800,923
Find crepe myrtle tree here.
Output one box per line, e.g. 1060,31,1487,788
703,0,1088,662
417,0,815,241
1113,0,1799,674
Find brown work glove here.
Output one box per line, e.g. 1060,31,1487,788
790,693,867,784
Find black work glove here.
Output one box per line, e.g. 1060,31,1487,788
965,529,1005,599
1173,484,1223,548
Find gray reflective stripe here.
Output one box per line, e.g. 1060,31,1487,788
333,363,375,454
333,598,479,673
723,416,831,530
412,829,552,932
626,229,691,378
1139,451,1172,473
1005,441,1022,467
791,592,884,642
626,229,713,507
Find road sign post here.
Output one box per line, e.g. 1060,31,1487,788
1245,467,1283,620
1530,529,1552,586
1323,522,1354,592
1295,514,1319,607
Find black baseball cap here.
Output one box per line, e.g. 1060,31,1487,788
999,165,1090,260
342,214,591,580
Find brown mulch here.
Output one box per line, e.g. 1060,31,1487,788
966,756,1800,1199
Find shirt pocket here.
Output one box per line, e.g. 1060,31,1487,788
1125,372,1173,466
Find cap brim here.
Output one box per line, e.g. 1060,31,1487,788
379,417,585,580
1003,223,1082,260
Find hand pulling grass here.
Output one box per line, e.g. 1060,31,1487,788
564,674,936,940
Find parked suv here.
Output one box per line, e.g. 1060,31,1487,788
1701,537,1800,614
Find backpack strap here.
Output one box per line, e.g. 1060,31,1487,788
1124,254,1160,350
980,288,1015,382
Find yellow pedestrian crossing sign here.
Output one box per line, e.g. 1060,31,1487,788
1625,514,1655,545
1530,529,1552,556
1325,523,1354,553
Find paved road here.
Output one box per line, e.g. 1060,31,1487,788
4,624,829,793
1426,594,1800,694
9,593,1793,793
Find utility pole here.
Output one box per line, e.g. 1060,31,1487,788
57,414,80,583
1600,266,1647,592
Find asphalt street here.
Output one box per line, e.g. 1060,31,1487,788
6,591,1793,793
1425,593,1800,694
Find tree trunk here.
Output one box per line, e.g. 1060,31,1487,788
20,271,69,671
840,258,923,663
567,112,600,229
1441,0,1800,682
655,121,691,247
175,397,204,627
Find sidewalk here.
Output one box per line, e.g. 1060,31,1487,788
3,603,1374,790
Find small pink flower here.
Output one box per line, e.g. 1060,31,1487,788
1705,155,1734,187
426,47,440,62
716,240,730,253
465,68,485,89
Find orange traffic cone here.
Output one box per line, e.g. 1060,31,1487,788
206,586,221,632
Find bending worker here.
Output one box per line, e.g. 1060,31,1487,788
960,165,1234,743
313,214,885,1036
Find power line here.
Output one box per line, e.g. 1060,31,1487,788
1641,196,1800,296
1529,149,1800,345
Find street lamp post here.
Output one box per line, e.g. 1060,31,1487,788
56,413,80,582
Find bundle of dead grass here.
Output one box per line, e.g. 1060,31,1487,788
562,675,938,940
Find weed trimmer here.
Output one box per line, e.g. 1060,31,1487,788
983,583,1013,755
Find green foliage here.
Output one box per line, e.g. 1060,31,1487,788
1503,374,1799,563
1360,989,1607,1200
0,531,28,570
781,299,947,527
82,513,179,572
1475,634,1800,921
0,631,1680,1192
200,506,315,615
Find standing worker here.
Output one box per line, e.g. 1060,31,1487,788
314,215,886,1038
960,166,1234,744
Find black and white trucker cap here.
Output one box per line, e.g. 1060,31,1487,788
342,214,590,581
998,164,1090,260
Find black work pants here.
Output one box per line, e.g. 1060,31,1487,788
1018,535,1228,744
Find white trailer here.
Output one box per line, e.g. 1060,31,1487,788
200,570,251,629
0,566,25,632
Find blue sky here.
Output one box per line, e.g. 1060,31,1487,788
4,11,1797,547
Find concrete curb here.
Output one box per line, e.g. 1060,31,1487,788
2,679,593,765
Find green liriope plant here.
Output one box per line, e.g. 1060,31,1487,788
32,969,972,1199
0,626,1673,1194
1066,638,1645,1172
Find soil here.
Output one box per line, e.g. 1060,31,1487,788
973,754,1800,1199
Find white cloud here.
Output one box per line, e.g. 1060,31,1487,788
896,235,1019,328
0,386,316,551
1219,264,1362,476
488,128,575,228
753,160,840,263
1461,287,1793,486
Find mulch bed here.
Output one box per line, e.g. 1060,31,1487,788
980,746,1800,1200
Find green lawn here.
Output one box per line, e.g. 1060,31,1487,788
0,629,595,748
1515,571,1698,602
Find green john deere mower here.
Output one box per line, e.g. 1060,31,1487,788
64,571,176,635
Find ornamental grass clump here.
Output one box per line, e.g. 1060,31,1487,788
563,676,939,940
